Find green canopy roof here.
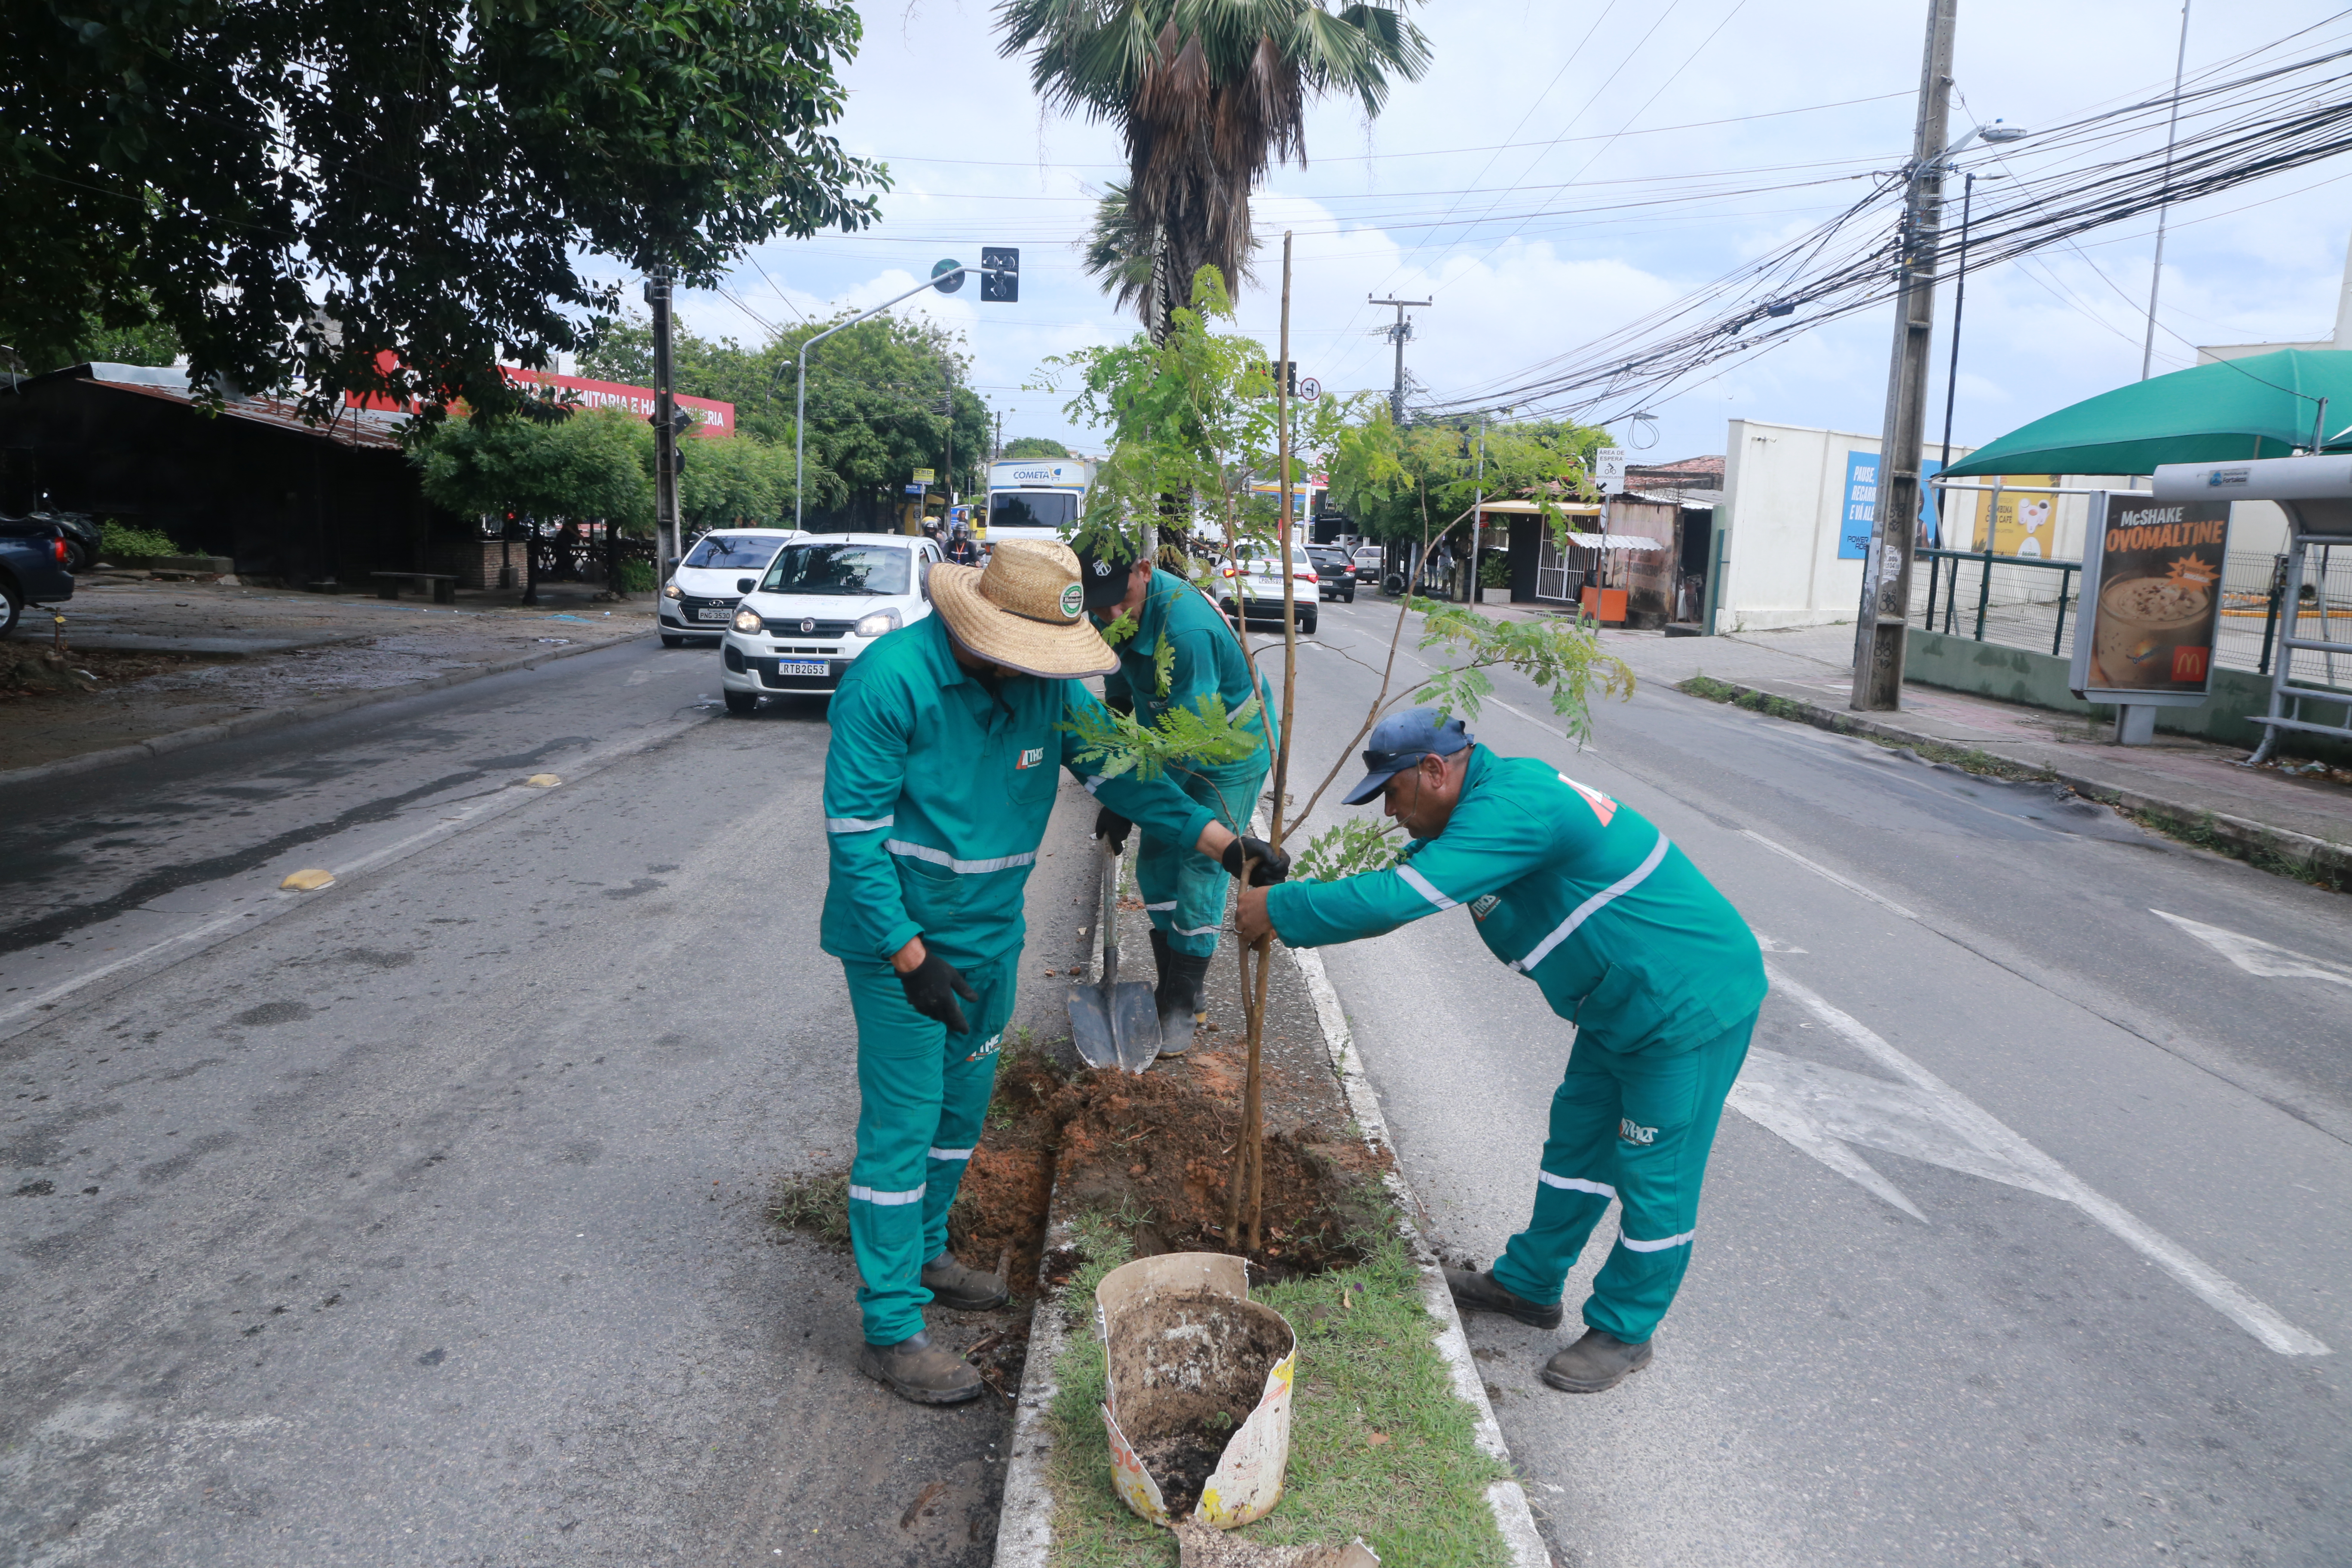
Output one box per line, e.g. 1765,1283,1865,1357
1942,347,2352,479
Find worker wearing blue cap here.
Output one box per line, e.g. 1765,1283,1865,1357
1236,707,1764,1393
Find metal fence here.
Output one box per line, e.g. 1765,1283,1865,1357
1909,545,2352,679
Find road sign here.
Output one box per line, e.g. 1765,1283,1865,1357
905,484,926,496
1298,377,1321,401
1595,446,1626,490
911,468,935,484
981,247,1020,303
932,259,965,294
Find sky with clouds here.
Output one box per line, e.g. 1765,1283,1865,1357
612,0,2352,467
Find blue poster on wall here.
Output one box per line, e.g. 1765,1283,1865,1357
1840,451,1945,559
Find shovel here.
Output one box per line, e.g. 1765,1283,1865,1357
1069,839,1162,1074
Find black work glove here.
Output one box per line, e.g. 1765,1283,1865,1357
897,949,978,1035
1221,834,1291,887
1095,806,1132,853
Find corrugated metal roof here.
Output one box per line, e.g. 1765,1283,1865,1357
58,363,407,450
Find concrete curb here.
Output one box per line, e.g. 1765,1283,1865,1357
1690,677,2352,887
0,628,646,794
990,939,1553,1568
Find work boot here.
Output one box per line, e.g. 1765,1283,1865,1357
1153,937,1214,1058
1443,1268,1564,1329
922,1250,1009,1311
1540,1328,1654,1393
858,1330,985,1405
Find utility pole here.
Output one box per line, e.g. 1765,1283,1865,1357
1850,0,1958,712
2140,0,2193,380
647,270,681,576
1369,296,1430,426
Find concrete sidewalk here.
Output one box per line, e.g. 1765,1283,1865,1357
1397,594,2352,885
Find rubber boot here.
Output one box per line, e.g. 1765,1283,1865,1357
1152,934,1213,1058
922,1250,1009,1311
1443,1267,1565,1329
1540,1327,1654,1393
858,1329,984,1405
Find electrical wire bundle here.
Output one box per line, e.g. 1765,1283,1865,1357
1418,19,2352,429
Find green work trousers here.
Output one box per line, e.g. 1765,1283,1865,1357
1136,754,1268,959
842,949,1017,1346
1490,1013,1755,1344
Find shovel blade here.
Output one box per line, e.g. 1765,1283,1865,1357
1069,988,1124,1071
1110,981,1161,1074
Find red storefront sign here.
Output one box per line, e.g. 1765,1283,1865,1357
346,355,735,437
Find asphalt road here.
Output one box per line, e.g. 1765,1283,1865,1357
6,607,2347,1567
1286,597,2351,1568
0,637,1108,1568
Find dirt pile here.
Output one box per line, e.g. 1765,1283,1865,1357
1108,1287,1294,1516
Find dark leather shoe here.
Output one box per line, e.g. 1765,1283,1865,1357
1444,1268,1564,1329
922,1252,1009,1311
1540,1327,1653,1393
858,1330,984,1404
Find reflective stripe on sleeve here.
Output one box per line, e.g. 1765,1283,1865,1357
885,841,1039,875
827,815,894,833
1537,1172,1617,1199
1142,900,1179,912
1510,830,1671,974
1084,775,1107,796
1171,922,1222,937
1397,865,1456,911
1618,1229,1694,1253
848,1183,927,1206
927,1147,974,1162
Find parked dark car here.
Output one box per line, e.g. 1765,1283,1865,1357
1305,545,1357,603
0,516,77,637
39,511,102,573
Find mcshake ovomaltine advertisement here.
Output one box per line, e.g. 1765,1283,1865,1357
2077,494,2232,697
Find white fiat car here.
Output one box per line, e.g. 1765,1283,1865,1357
718,533,943,714
658,527,803,646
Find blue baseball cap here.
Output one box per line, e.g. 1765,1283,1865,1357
1341,707,1472,805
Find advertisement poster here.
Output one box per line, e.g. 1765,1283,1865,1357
1971,476,2057,555
1839,452,1945,559
2077,493,2231,695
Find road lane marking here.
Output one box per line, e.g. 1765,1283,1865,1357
1740,828,1919,922
0,715,708,1041
1761,965,2329,1357
2153,909,2352,989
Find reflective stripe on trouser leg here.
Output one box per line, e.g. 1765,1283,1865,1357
1136,754,1269,959
1491,1041,1624,1308
842,950,1016,1346
1578,1012,1755,1344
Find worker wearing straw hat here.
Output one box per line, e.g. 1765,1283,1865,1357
822,539,1289,1404
1235,708,1762,1394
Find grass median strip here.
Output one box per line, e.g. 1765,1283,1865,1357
1044,1216,1510,1568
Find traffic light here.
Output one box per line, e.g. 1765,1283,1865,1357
981,247,1019,303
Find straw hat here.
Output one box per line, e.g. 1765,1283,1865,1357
930,538,1118,679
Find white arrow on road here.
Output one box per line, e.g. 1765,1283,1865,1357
2153,909,2352,989
1738,967,2329,1357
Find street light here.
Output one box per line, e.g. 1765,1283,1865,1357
1936,121,2029,547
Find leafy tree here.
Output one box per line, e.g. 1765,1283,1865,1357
416,407,653,535
3,0,885,419
1001,436,1073,459
677,432,797,533
1000,0,1430,338
1329,409,1611,546
586,311,992,527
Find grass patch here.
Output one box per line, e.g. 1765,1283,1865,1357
2107,800,2349,893
1044,1226,1510,1568
1676,674,2057,783
768,1171,850,1247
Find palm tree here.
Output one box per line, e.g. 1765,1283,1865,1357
1082,178,1265,326
1003,0,1430,338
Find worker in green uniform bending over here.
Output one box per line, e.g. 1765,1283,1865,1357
1074,538,1277,1053
824,539,1288,1404
1237,708,1763,1393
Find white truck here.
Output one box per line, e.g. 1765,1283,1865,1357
980,455,1096,547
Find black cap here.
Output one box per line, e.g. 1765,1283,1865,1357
1074,539,1140,612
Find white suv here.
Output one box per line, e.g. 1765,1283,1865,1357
659,527,802,645
1215,545,1320,636
718,533,941,713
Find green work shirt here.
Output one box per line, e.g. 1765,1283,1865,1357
1097,569,1276,752
821,613,1218,972
1265,746,1765,1055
